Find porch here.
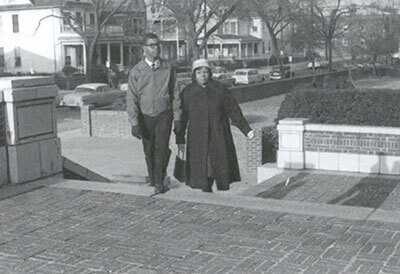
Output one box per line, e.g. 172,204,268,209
203,34,265,61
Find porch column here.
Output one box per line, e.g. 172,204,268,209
120,43,124,67
97,45,102,65
107,43,111,67
220,43,222,59
176,26,179,60
238,43,242,59
82,43,87,74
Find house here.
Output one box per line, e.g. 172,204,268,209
204,10,266,61
0,0,146,75
146,0,186,61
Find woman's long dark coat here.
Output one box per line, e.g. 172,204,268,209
177,80,251,190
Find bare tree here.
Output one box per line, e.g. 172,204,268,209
152,0,241,61
313,0,348,71
250,0,298,71
290,0,321,71
353,15,398,74
35,0,132,81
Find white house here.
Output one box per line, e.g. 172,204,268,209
0,0,146,75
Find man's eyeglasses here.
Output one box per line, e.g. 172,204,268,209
144,43,160,48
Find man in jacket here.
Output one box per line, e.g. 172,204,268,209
127,33,182,194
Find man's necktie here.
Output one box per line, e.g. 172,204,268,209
151,63,155,71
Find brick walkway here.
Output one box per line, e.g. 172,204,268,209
1,182,400,273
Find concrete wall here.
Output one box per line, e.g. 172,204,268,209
277,118,400,175
0,76,63,184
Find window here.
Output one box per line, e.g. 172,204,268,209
0,47,4,67
14,47,21,67
75,12,82,24
65,56,71,66
254,43,258,54
89,13,95,25
230,21,236,34
252,26,258,32
360,25,365,31
12,14,19,33
342,38,348,46
223,22,229,34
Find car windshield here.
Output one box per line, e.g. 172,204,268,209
235,71,247,75
74,87,95,93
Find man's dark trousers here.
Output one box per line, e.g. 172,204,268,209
141,110,172,190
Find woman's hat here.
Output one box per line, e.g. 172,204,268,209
192,58,210,72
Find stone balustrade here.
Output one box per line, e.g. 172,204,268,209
0,77,62,184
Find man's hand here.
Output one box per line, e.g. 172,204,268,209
131,126,142,140
173,120,183,134
177,144,185,159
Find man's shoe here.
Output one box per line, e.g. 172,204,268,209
146,176,155,186
153,185,169,195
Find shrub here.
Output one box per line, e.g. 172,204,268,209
91,65,108,83
62,65,79,76
278,88,400,127
262,126,278,163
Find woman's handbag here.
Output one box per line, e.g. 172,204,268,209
173,149,186,182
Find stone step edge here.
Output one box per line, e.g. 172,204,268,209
62,156,110,183
48,178,400,224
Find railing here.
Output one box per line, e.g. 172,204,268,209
61,24,123,34
207,54,267,61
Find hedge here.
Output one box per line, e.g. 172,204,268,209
277,88,400,127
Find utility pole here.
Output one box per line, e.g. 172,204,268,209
311,0,315,73
204,0,208,58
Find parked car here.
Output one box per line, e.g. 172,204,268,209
308,61,321,69
60,83,125,107
232,68,264,85
211,66,228,78
213,73,235,87
269,65,293,80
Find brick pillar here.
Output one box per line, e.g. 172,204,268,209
245,128,262,174
277,118,309,169
81,104,93,136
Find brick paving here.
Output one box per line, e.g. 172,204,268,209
1,185,400,273
254,172,400,210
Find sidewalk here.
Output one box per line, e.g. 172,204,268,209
1,173,400,273
2,93,400,272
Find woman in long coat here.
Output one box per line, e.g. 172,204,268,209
175,59,254,192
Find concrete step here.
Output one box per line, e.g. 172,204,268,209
46,176,400,224
257,162,284,183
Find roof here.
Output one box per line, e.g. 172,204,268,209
214,34,261,42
